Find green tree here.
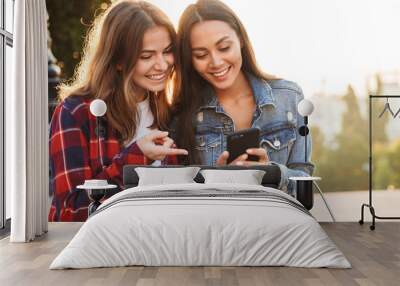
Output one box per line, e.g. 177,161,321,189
387,140,400,188
311,126,336,192
311,127,332,191
46,0,109,79
322,85,369,191
310,126,325,163
373,144,391,190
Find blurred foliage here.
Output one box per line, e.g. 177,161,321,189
46,0,111,80
315,86,369,191
372,140,400,189
314,77,400,192
373,143,392,189
385,140,400,188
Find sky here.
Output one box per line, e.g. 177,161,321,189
149,0,400,98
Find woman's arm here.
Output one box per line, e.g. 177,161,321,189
214,91,314,196
49,105,187,221
271,136,314,196
48,105,149,221
268,91,315,196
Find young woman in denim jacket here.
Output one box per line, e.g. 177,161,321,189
172,0,314,195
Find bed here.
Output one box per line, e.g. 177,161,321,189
50,165,350,269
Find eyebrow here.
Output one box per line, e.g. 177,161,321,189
141,43,173,53
192,36,230,52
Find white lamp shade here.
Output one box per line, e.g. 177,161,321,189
297,99,314,117
90,99,107,117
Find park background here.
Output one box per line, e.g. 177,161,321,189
45,0,400,221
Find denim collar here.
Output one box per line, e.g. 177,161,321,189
199,71,276,112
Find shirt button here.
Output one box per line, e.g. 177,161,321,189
198,136,205,147
197,112,203,122
287,112,293,121
274,139,281,148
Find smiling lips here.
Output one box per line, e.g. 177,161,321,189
146,72,167,81
209,66,231,80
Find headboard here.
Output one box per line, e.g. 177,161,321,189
123,164,281,189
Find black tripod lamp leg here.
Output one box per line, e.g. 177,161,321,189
359,204,365,225
369,206,376,231
88,201,101,217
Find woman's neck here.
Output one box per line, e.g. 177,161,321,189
213,71,256,130
214,71,252,103
135,88,147,102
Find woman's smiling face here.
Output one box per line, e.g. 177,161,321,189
190,20,242,91
132,25,174,94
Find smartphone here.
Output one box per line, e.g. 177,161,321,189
227,128,260,164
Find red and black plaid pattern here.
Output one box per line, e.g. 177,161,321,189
49,96,177,222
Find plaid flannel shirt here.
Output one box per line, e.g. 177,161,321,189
49,96,177,222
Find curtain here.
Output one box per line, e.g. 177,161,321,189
8,0,48,242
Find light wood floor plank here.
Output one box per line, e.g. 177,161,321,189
1,222,400,286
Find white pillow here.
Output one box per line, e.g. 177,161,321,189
135,167,201,186
200,169,266,185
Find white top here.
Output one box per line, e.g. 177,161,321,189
289,177,321,181
128,96,155,144
126,96,161,166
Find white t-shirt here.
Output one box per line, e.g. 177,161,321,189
126,96,161,166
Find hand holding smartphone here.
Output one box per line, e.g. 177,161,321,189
226,128,260,164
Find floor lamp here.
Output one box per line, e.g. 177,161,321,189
292,99,336,221
78,99,116,216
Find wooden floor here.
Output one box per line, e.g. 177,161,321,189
0,222,399,286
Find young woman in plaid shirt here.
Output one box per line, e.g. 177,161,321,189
49,0,187,222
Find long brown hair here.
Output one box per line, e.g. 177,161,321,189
59,0,176,144
173,0,276,164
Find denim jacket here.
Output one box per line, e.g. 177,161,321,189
175,73,314,196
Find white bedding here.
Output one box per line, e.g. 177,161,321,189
50,183,351,269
